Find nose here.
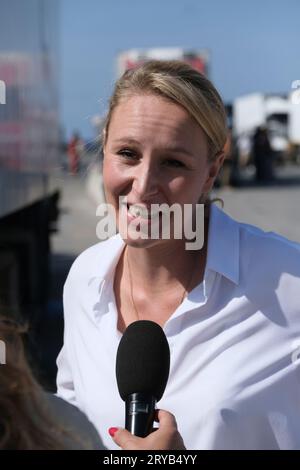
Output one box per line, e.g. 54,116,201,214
132,159,159,200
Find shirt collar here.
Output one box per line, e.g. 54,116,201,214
88,203,240,286
86,235,125,288
206,203,240,285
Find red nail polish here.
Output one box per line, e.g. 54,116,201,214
108,427,118,437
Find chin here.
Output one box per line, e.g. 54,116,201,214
119,232,164,250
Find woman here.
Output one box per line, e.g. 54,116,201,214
0,316,184,450
57,60,300,450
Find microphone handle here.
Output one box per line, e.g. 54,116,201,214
125,392,156,437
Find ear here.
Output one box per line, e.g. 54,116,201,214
202,151,226,193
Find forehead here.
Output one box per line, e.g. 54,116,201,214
107,94,207,149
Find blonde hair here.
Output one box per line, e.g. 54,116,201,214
102,59,228,161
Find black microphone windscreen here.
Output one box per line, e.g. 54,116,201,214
116,320,170,402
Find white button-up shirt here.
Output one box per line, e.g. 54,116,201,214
56,204,300,450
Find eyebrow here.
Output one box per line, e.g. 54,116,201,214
112,137,195,158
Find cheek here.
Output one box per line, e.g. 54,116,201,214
102,158,125,200
168,175,207,205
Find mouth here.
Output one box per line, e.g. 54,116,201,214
122,202,163,220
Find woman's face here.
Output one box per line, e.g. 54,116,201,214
103,93,224,247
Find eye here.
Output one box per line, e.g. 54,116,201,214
116,148,138,160
163,158,185,168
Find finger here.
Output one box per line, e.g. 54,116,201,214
109,427,142,450
154,409,178,428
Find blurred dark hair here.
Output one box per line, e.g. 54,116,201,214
0,316,68,449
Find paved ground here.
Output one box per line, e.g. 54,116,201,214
40,162,300,390
215,164,300,243
38,168,101,390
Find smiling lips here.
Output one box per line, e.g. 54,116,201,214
128,204,161,219
124,202,164,220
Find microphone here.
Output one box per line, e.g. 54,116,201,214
116,320,170,437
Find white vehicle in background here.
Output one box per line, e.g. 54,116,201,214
289,87,300,163
233,93,291,166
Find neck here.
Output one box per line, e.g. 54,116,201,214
125,219,209,295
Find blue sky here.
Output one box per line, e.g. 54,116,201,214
61,0,300,139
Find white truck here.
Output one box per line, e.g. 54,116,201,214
289,86,300,162
233,92,300,165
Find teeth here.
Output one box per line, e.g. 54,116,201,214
128,204,160,219
128,205,144,217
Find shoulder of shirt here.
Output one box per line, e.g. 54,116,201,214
209,205,300,284
236,217,300,273
65,234,123,285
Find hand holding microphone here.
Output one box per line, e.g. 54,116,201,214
115,320,170,437
109,409,186,450
113,320,185,450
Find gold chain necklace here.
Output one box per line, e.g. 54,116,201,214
126,246,197,321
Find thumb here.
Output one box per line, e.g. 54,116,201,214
155,409,178,428
108,427,142,450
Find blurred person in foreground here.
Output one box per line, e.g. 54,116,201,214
57,60,300,450
0,316,184,450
